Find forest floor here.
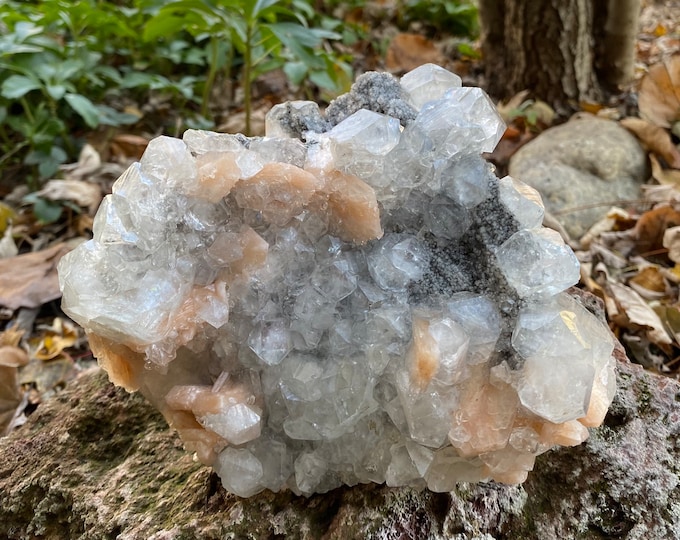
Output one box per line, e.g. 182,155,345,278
1,0,680,436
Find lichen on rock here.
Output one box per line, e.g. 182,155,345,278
58,64,617,497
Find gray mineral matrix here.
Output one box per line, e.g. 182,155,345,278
58,64,616,497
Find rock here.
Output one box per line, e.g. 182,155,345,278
57,65,617,496
509,115,649,239
0,353,678,539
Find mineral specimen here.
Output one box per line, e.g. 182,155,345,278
58,64,616,497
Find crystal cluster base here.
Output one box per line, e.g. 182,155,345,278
59,64,616,497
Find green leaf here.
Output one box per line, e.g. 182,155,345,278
56,59,85,82
96,105,140,127
13,21,44,42
268,22,321,48
120,71,159,88
1,74,41,99
6,115,33,138
283,61,307,86
250,0,280,19
31,196,63,224
46,84,66,100
143,13,191,41
266,23,324,69
24,145,68,180
64,93,99,128
309,69,338,92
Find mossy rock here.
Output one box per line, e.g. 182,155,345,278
1,357,679,539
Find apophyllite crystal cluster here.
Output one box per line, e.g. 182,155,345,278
58,64,616,496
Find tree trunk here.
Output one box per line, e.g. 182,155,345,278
478,0,640,111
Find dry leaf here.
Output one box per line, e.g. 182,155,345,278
607,281,672,345
29,318,78,361
663,225,680,263
628,265,668,299
0,243,71,310
59,143,101,180
0,226,18,259
36,179,102,214
580,207,634,249
385,33,443,73
638,54,680,128
0,345,28,436
620,117,680,168
642,182,680,203
656,305,680,347
579,101,605,115
497,90,531,120
0,345,29,368
633,204,680,256
19,357,75,394
110,134,149,161
0,326,24,347
589,241,630,269
0,202,16,235
74,214,94,236
650,154,680,185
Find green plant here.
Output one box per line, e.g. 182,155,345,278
144,0,350,134
399,0,478,38
0,2,140,184
0,0,214,185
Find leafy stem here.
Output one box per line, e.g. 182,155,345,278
243,19,254,135
202,37,220,118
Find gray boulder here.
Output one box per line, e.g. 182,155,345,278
0,345,678,539
509,115,649,239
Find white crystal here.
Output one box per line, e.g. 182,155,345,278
216,448,264,497
432,321,469,379
183,129,243,154
328,109,401,182
408,87,506,158
446,294,501,362
201,402,262,445
511,294,607,423
248,320,292,366
58,64,617,497
140,136,197,188
424,198,471,241
366,234,429,291
295,452,327,493
249,137,307,168
396,370,458,448
436,154,491,208
424,446,485,490
495,228,580,298
385,443,424,487
498,175,545,229
401,63,463,110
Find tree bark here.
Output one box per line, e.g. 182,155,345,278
479,0,640,110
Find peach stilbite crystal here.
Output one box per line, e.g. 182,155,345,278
58,64,617,497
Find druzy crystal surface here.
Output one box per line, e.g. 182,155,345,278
58,64,616,497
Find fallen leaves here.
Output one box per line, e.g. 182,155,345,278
0,243,72,310
638,54,680,128
607,280,672,345
36,179,102,214
581,200,680,373
620,117,680,168
385,33,443,73
29,317,78,361
632,204,680,257
0,327,28,436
